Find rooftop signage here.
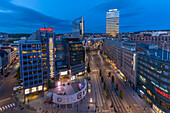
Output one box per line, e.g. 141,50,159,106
40,28,53,31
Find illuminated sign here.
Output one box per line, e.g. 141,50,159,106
25,89,30,94
38,86,42,91
40,28,46,31
155,88,170,99
133,53,136,70
32,87,36,93
60,71,68,76
40,28,53,31
151,81,168,93
47,28,53,31
109,9,117,12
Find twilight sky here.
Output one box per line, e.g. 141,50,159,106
0,0,170,33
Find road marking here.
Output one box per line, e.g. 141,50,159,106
0,97,11,103
0,103,15,111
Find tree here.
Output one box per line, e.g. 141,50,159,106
112,76,114,84
87,62,91,73
101,76,104,83
120,90,124,99
105,89,109,98
99,69,102,76
103,82,106,90
116,84,118,91
108,72,111,77
16,66,20,79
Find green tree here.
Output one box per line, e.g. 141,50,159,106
103,82,106,90
120,90,124,99
16,66,20,79
105,89,109,98
99,69,102,76
101,76,104,83
86,47,90,51
116,84,118,91
87,62,91,73
108,72,111,77
112,76,114,84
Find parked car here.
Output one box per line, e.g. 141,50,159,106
4,74,8,77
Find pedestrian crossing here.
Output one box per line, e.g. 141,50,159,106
0,103,15,111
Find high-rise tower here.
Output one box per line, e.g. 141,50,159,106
106,9,119,38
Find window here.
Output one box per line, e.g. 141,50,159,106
42,44,47,47
28,56,32,58
42,53,47,57
22,45,26,48
22,51,27,54
42,58,47,61
28,51,31,53
32,45,36,47
29,61,32,64
29,72,33,74
32,50,37,53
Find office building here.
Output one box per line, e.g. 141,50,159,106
1,47,16,66
72,16,84,39
136,44,170,113
0,50,8,75
28,27,55,80
129,36,170,51
54,38,69,80
66,37,85,76
106,9,119,38
103,38,137,87
19,40,43,97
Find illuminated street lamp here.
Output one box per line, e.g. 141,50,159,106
90,98,93,102
57,81,61,86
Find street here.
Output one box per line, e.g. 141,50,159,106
89,50,154,113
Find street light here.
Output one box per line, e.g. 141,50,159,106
90,98,93,102
57,81,61,86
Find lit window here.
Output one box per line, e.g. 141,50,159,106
33,55,36,58
22,51,27,54
32,45,36,47
32,50,37,53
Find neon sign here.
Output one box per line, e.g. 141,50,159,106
155,88,170,99
40,28,53,31
40,28,46,31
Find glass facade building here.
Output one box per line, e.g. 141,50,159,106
137,45,170,113
106,9,119,38
72,16,84,39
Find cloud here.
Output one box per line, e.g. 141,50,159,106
0,0,72,33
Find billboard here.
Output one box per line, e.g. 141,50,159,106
106,10,119,18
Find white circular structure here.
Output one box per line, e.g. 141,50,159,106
53,79,87,105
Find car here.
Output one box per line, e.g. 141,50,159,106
12,92,19,96
4,74,8,77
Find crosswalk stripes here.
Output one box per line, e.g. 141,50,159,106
0,103,15,111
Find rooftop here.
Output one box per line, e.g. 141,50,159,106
137,43,170,62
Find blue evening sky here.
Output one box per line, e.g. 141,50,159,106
0,0,170,33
